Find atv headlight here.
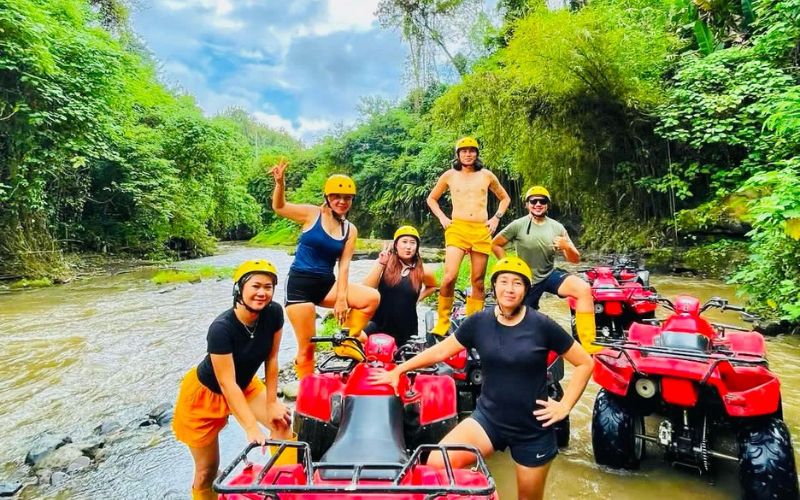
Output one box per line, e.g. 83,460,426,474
634,378,657,399
594,303,604,314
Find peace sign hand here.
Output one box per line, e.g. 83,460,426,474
270,158,288,183
378,242,392,266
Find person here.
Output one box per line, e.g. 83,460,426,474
270,159,380,378
372,257,593,500
362,225,439,346
172,260,293,500
491,185,598,353
426,136,511,335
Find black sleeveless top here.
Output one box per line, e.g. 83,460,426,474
366,274,420,346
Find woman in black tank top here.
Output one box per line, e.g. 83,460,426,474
363,225,439,345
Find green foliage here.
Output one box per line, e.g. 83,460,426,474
249,219,301,247
151,266,233,285
731,161,800,320
682,239,748,278
8,277,54,289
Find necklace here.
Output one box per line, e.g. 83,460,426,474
242,317,259,339
495,305,520,320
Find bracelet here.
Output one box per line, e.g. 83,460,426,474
494,212,504,219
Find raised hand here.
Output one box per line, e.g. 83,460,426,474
377,242,392,266
270,158,288,183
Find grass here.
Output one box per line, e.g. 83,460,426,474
151,265,233,285
8,278,54,289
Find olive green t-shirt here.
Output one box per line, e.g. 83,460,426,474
498,216,567,284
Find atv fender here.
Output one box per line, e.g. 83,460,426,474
295,374,343,422
725,330,766,357
592,352,634,397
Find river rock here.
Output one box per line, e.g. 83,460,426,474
93,420,122,436
49,471,68,486
72,436,105,459
148,402,174,425
35,469,52,486
25,434,71,466
66,456,91,473
0,482,22,497
281,381,299,401
35,444,85,471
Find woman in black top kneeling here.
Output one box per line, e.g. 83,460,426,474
372,256,593,500
362,225,439,346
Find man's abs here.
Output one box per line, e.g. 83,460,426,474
448,171,490,222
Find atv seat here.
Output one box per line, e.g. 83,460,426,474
319,395,409,480
655,331,710,352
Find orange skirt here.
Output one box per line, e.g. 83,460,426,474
172,367,265,448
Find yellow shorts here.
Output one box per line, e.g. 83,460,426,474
445,219,492,255
172,367,265,448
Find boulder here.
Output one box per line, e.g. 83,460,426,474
280,381,299,401
34,444,84,471
72,436,105,459
0,482,22,497
66,456,91,473
93,420,122,436
25,434,71,467
148,403,173,426
49,471,68,486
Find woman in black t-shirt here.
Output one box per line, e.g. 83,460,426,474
362,225,439,346
172,260,292,500
373,256,594,500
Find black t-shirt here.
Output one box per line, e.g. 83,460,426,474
455,307,574,439
365,274,421,346
196,303,284,394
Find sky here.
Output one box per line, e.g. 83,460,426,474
130,0,408,143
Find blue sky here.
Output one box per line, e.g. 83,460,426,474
130,0,408,142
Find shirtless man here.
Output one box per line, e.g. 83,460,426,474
427,136,511,335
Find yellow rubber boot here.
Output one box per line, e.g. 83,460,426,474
269,432,299,465
191,487,217,500
293,358,315,380
575,312,601,354
465,297,484,316
430,295,455,337
343,309,372,339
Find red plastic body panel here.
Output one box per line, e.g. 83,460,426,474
661,377,698,407
365,334,397,364
219,463,498,499
344,364,398,396
444,348,468,371
295,374,342,421
725,331,767,356
414,374,457,424
604,301,623,316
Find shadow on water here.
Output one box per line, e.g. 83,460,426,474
0,243,797,498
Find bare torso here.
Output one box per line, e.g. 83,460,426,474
447,169,492,223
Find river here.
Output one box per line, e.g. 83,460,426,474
0,243,797,498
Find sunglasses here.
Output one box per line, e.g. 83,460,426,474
527,198,549,206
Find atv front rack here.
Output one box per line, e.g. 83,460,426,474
593,340,768,384
214,440,496,498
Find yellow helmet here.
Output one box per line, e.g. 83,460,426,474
393,225,420,242
523,185,551,201
233,259,278,285
490,256,532,287
455,136,479,152
324,174,356,196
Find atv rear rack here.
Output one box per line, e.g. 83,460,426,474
214,440,496,498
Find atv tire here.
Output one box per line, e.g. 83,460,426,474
738,418,799,500
592,389,644,469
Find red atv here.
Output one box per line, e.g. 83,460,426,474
591,295,798,499
568,257,657,340
425,289,571,447
214,331,498,499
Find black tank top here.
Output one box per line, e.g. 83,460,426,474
369,274,420,346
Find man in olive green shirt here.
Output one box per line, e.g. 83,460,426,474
492,186,599,353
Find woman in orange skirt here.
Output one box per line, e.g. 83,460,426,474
173,260,292,500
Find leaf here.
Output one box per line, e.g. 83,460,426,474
740,0,754,28
693,20,716,55
785,218,800,240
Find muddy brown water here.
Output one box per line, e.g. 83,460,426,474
1,243,797,498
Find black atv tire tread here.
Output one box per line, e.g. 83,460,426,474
738,418,799,500
592,389,642,470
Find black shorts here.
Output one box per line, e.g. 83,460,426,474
524,268,570,310
471,408,558,467
285,269,335,305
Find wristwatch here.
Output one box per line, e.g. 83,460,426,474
494,211,504,219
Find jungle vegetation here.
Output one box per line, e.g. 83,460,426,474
1,0,798,321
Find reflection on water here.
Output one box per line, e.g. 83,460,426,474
0,244,797,498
